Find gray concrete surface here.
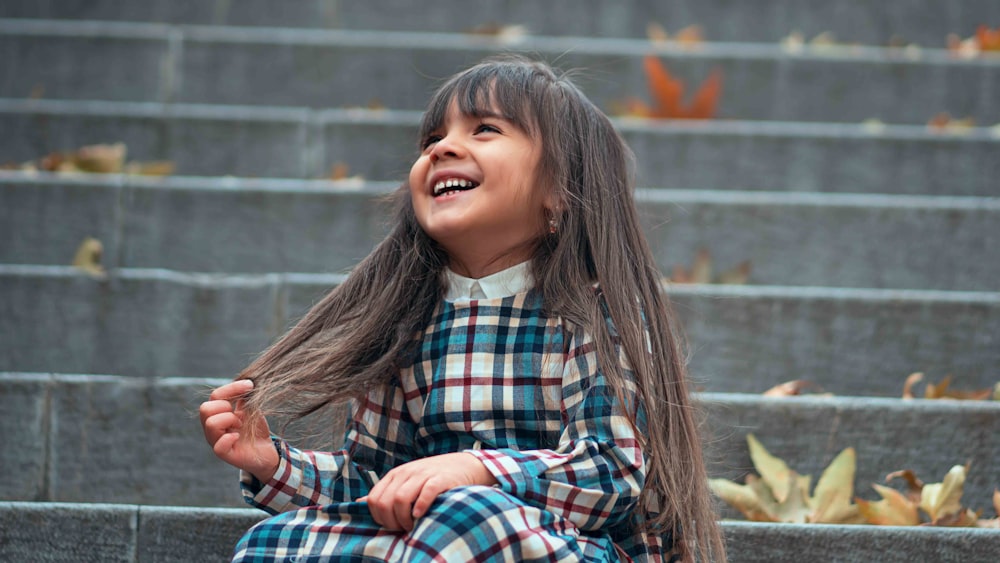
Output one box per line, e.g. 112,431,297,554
2,267,997,390
2,20,999,124
3,0,999,46
1,502,997,562
4,101,998,195
3,374,998,506
4,173,998,290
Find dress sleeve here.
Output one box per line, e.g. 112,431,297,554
465,318,647,532
240,382,417,514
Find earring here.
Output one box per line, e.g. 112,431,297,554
548,218,558,234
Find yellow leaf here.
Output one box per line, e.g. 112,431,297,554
857,484,920,526
72,237,106,278
773,474,812,523
747,434,794,503
124,160,175,177
709,478,773,522
810,447,861,523
72,143,127,174
920,465,968,521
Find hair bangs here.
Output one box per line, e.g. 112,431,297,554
418,61,547,146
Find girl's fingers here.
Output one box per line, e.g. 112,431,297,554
199,399,238,424
202,412,242,445
208,379,254,402
213,431,241,458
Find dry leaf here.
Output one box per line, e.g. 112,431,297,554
762,380,823,397
73,143,126,173
810,447,864,524
708,478,773,522
856,483,921,525
710,434,863,524
72,237,106,278
920,464,968,521
977,490,1000,528
781,31,806,54
885,469,925,504
124,161,175,177
669,249,750,284
747,434,794,503
927,112,976,134
464,23,528,43
902,372,993,400
636,56,722,120
646,22,670,44
977,25,1000,51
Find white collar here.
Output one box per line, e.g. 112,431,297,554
443,261,533,302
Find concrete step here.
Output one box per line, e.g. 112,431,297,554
3,502,997,563
3,20,999,124
4,173,998,290
2,0,998,47
2,100,998,195
1,503,998,563
4,374,999,515
1,269,996,394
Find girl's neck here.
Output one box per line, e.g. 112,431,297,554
446,250,532,279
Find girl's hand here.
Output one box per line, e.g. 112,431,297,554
199,379,278,482
358,453,498,532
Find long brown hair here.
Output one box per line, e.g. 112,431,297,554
238,56,724,562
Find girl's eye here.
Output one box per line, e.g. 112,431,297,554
421,135,442,149
475,123,501,134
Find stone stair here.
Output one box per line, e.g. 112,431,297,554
1,2,999,561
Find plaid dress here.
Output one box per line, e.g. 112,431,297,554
234,290,668,562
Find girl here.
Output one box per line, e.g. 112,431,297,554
200,56,725,562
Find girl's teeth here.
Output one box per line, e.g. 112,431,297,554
433,178,477,195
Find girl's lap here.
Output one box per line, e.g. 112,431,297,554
234,485,622,563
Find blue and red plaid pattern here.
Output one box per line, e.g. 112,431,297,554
237,290,666,561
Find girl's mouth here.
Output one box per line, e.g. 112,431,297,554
433,178,480,197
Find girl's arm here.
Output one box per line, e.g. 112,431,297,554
202,381,417,515
464,326,646,532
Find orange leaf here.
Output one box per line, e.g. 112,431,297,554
644,56,684,118
977,25,1000,51
856,484,920,526
885,469,924,505
686,69,723,120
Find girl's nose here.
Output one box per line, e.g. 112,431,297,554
429,135,464,162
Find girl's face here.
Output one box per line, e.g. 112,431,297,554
409,100,548,278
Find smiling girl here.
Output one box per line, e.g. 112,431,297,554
200,56,725,562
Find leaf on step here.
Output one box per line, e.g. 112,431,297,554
762,380,831,397
781,31,806,54
72,237,106,278
716,260,752,285
920,464,969,522
328,162,365,188
709,477,774,522
747,434,794,503
668,248,750,284
73,143,127,173
626,56,722,120
464,23,529,43
856,483,921,526
124,161,176,177
810,447,864,524
977,490,1000,528
885,469,925,505
902,372,994,400
645,23,704,48
712,435,863,524
977,25,1000,51
927,112,976,134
